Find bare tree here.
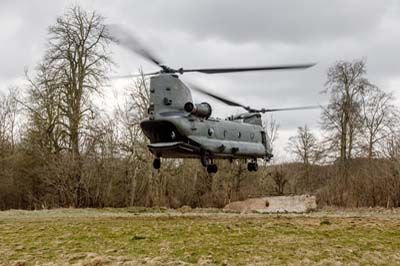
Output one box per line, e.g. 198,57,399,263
0,88,25,209
39,6,113,206
0,88,20,150
268,165,288,195
264,114,279,156
288,125,321,165
360,86,398,159
321,59,369,162
0,89,20,171
383,133,400,161
115,72,158,206
25,64,67,154
287,125,322,192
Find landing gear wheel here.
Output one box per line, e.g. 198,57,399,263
207,165,213,173
153,158,161,169
253,163,258,172
247,162,253,172
247,162,258,172
207,164,218,173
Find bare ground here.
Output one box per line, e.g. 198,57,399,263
0,207,400,265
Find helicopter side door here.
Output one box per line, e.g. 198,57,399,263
261,131,267,148
261,130,273,157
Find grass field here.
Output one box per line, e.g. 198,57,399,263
1,208,400,265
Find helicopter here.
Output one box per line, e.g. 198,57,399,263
112,26,318,174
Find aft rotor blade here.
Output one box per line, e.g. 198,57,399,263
188,82,320,113
187,82,251,111
260,105,320,113
109,24,163,67
182,63,316,74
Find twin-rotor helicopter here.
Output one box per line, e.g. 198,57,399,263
112,26,318,174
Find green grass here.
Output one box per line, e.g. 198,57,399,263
0,208,400,265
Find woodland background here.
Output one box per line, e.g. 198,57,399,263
1,6,400,210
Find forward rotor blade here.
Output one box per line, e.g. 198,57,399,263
260,105,320,113
110,71,161,79
109,24,163,67
182,63,316,74
187,82,250,111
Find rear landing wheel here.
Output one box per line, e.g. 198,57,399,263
207,164,218,173
212,164,218,173
153,158,161,169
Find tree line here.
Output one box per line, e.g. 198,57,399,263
1,6,399,210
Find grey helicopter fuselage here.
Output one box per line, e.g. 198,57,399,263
140,74,273,161
111,24,317,172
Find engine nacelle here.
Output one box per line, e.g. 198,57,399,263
184,102,212,119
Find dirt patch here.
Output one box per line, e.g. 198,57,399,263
224,194,317,213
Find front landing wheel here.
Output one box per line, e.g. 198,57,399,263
153,158,161,169
207,164,218,174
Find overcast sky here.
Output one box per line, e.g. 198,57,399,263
1,0,400,160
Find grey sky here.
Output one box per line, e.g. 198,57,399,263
1,0,400,160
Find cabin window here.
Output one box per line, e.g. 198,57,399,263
223,130,227,138
238,132,241,138
208,128,214,137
